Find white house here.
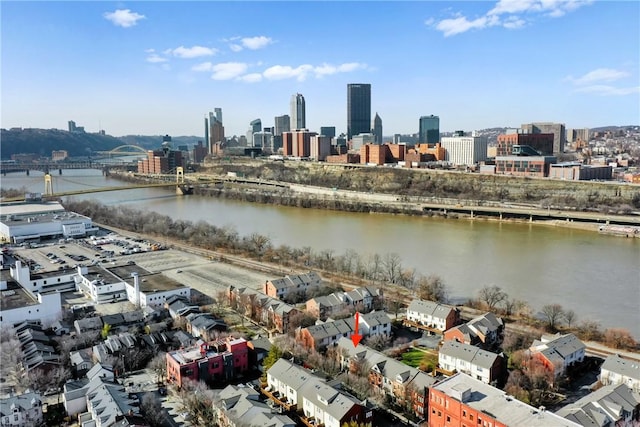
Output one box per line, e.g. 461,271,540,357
529,333,585,377
438,341,506,385
406,299,459,332
0,392,43,427
599,354,640,392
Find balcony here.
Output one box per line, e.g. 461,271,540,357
260,386,297,412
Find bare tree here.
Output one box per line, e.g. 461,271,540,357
140,393,166,427
563,310,577,328
603,328,638,350
478,286,508,310
541,304,565,331
147,352,167,384
417,274,448,302
383,253,402,284
364,334,392,351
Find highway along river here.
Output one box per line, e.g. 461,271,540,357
3,169,639,337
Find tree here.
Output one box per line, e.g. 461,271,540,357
140,393,166,427
417,274,448,302
478,286,507,310
541,304,565,331
563,310,577,328
342,422,372,427
101,323,112,339
382,253,402,284
364,334,392,351
603,328,638,350
262,345,283,379
147,352,167,384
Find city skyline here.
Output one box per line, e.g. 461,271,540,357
2,1,639,137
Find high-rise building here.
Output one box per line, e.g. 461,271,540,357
204,116,209,152
440,133,488,166
521,122,566,153
347,84,371,140
274,115,291,136
247,119,262,147
282,130,317,157
320,126,336,138
419,115,440,144
208,109,225,154
68,120,76,132
290,94,306,130
373,113,383,145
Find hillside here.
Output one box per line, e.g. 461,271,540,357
0,128,202,159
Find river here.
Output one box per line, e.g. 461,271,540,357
2,169,639,337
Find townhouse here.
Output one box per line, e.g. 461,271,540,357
444,312,504,349
213,384,296,427
228,286,299,334
405,299,460,333
599,354,640,392
186,313,227,341
298,311,392,351
529,333,586,378
429,373,580,427
336,337,437,420
306,286,383,320
266,359,373,427
166,337,249,387
0,393,43,427
263,271,322,300
438,341,506,385
556,383,640,426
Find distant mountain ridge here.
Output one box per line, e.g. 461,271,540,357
0,128,202,159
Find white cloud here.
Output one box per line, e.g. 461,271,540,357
229,44,243,52
567,68,630,85
430,0,592,36
313,62,367,77
167,46,217,59
146,54,167,63
241,36,273,50
103,9,145,28
263,64,313,81
238,73,263,83
574,85,640,96
210,62,248,80
192,62,214,72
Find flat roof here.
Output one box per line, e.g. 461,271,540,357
0,202,65,217
84,265,122,285
0,280,38,311
124,272,185,293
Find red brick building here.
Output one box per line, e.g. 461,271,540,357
166,337,249,388
497,133,554,156
282,130,318,157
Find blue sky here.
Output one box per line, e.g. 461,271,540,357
2,1,639,138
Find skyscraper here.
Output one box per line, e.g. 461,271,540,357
209,109,224,154
247,119,262,147
347,84,371,140
290,93,306,130
320,126,336,138
274,115,291,136
373,113,383,145
419,115,440,144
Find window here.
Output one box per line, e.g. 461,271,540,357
463,410,467,418
447,416,451,422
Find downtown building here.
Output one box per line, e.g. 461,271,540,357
521,122,566,153
347,83,371,140
208,108,224,154
419,115,440,144
290,93,306,130
439,131,489,166
282,129,318,158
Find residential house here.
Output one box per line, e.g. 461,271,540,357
556,384,640,426
166,295,200,320
336,337,437,420
228,286,299,334
429,373,580,427
529,333,586,378
444,312,504,349
266,359,373,427
263,271,322,300
599,354,640,392
74,316,103,337
306,286,383,320
247,336,272,373
213,384,296,427
405,300,460,333
0,392,43,427
438,341,506,385
166,338,249,388
114,414,151,427
70,348,93,378
298,311,392,351
78,377,140,426
186,313,227,341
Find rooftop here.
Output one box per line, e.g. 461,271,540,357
0,279,38,311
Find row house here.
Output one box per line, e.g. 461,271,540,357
336,337,437,420
529,333,586,378
213,384,296,427
444,312,504,349
266,359,373,427
166,295,200,319
92,333,137,364
306,286,383,320
298,311,392,351
15,322,60,372
185,313,227,341
405,299,460,333
599,354,640,392
0,392,43,427
429,373,579,427
263,271,322,300
555,383,640,426
166,337,249,388
228,286,299,334
438,341,506,385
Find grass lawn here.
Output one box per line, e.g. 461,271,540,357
401,348,438,371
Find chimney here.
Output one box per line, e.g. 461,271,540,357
131,272,140,307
